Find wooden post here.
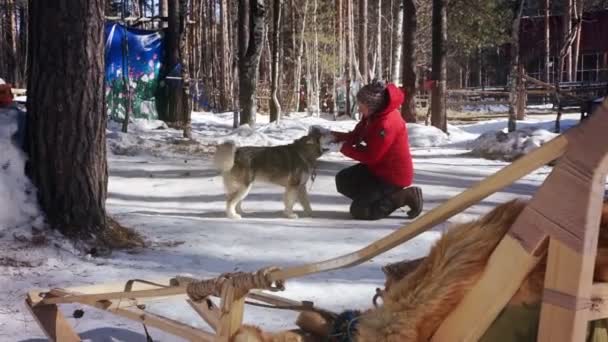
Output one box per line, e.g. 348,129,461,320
217,284,246,341
25,293,80,342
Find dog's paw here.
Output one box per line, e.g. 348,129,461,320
302,210,313,218
284,212,299,219
227,212,242,219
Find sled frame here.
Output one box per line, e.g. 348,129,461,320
26,99,608,341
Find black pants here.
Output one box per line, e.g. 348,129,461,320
336,163,401,220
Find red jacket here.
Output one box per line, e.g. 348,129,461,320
334,84,414,188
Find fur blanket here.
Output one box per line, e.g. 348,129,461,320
231,199,608,341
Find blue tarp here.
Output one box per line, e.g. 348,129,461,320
104,21,164,120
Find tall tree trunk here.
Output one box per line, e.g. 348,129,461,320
219,0,232,111
430,0,447,132
562,0,572,82
17,3,27,87
572,0,582,82
359,0,368,83
311,0,320,116
270,0,282,122
294,0,309,112
345,0,353,117
401,0,417,123
26,0,113,244
237,0,250,127
508,0,525,132
544,0,550,84
158,0,188,127
391,1,404,83
3,0,17,85
374,0,382,80
238,0,266,126
160,0,169,27
179,0,192,138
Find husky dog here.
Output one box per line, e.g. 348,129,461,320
213,128,329,219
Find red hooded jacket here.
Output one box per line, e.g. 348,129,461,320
334,84,414,188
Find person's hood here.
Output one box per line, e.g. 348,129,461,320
374,83,404,117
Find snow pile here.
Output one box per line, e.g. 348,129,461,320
407,123,449,147
0,108,45,234
468,127,558,161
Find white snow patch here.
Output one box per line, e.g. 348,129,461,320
0,107,45,233
468,127,558,161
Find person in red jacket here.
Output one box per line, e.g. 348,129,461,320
331,80,423,220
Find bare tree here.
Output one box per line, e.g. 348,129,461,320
291,0,309,112
238,0,266,126
270,0,282,122
219,0,232,111
544,0,550,83
359,0,368,82
430,0,447,132
391,1,404,83
508,0,525,132
401,0,417,123
374,0,382,79
26,0,141,249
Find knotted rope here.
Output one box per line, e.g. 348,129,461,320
180,267,285,302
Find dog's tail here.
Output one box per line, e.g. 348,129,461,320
213,141,236,172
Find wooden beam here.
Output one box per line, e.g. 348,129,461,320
432,235,542,341
538,238,597,342
187,299,220,331
217,284,245,341
25,292,80,342
269,134,568,282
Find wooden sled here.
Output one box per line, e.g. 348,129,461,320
26,98,608,342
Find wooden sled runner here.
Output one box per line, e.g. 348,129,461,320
26,98,608,342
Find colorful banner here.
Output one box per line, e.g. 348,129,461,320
104,21,164,120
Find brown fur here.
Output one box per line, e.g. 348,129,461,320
233,199,608,341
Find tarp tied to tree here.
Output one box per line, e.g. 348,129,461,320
104,21,164,121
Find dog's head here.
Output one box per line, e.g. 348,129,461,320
295,128,330,159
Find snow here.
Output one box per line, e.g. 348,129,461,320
0,108,587,341
468,127,559,161
0,107,45,236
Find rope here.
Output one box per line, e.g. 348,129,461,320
184,267,285,302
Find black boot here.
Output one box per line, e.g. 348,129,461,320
389,186,423,219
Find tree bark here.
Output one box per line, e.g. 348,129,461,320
375,0,382,80
345,0,353,117
179,0,192,138
26,0,109,242
219,0,232,111
401,0,417,123
508,0,525,132
544,0,550,83
391,1,404,83
294,0,309,112
359,0,368,83
157,0,188,127
562,0,572,82
238,0,266,126
270,0,282,122
430,0,447,132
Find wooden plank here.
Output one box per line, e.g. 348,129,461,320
45,288,214,341
187,299,219,331
588,283,608,321
41,286,187,305
269,135,568,282
25,292,81,342
431,235,541,342
537,239,596,342
248,290,303,307
217,285,245,341
108,305,215,341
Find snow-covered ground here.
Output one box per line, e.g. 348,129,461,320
1,108,582,341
